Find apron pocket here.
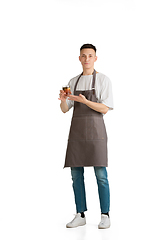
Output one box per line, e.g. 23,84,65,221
68,117,86,140
86,116,106,140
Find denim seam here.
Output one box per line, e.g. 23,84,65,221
80,168,83,212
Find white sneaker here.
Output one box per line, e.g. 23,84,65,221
98,214,111,229
66,213,86,228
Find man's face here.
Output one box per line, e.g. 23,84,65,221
79,48,97,70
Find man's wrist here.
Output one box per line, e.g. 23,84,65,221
84,99,89,105
61,99,66,104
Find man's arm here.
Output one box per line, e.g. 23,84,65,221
68,94,109,114
60,101,69,113
58,90,69,113
85,100,109,114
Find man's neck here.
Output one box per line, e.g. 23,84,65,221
82,68,94,76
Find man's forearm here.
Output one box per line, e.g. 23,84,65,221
85,100,109,114
60,101,69,113
68,94,109,114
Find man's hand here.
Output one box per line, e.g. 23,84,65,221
68,94,88,104
58,90,68,102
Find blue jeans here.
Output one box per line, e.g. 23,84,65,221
71,167,110,213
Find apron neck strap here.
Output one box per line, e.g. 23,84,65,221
92,69,96,89
74,69,96,94
74,72,83,94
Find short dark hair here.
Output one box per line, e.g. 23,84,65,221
80,43,96,53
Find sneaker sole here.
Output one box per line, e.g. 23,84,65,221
66,222,86,228
98,224,110,229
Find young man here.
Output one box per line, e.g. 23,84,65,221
58,44,113,229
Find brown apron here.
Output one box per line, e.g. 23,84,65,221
64,70,108,168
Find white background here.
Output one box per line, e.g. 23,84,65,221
0,0,160,239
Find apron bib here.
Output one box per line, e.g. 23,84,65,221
64,70,108,168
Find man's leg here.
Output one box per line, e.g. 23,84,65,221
66,167,87,228
94,167,110,214
71,167,87,213
94,167,110,229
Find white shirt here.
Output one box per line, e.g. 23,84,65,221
66,72,114,111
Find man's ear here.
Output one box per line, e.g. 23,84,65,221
95,56,98,62
79,56,81,62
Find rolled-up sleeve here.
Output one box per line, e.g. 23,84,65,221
100,77,114,110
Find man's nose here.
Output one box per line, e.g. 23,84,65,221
85,56,89,61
